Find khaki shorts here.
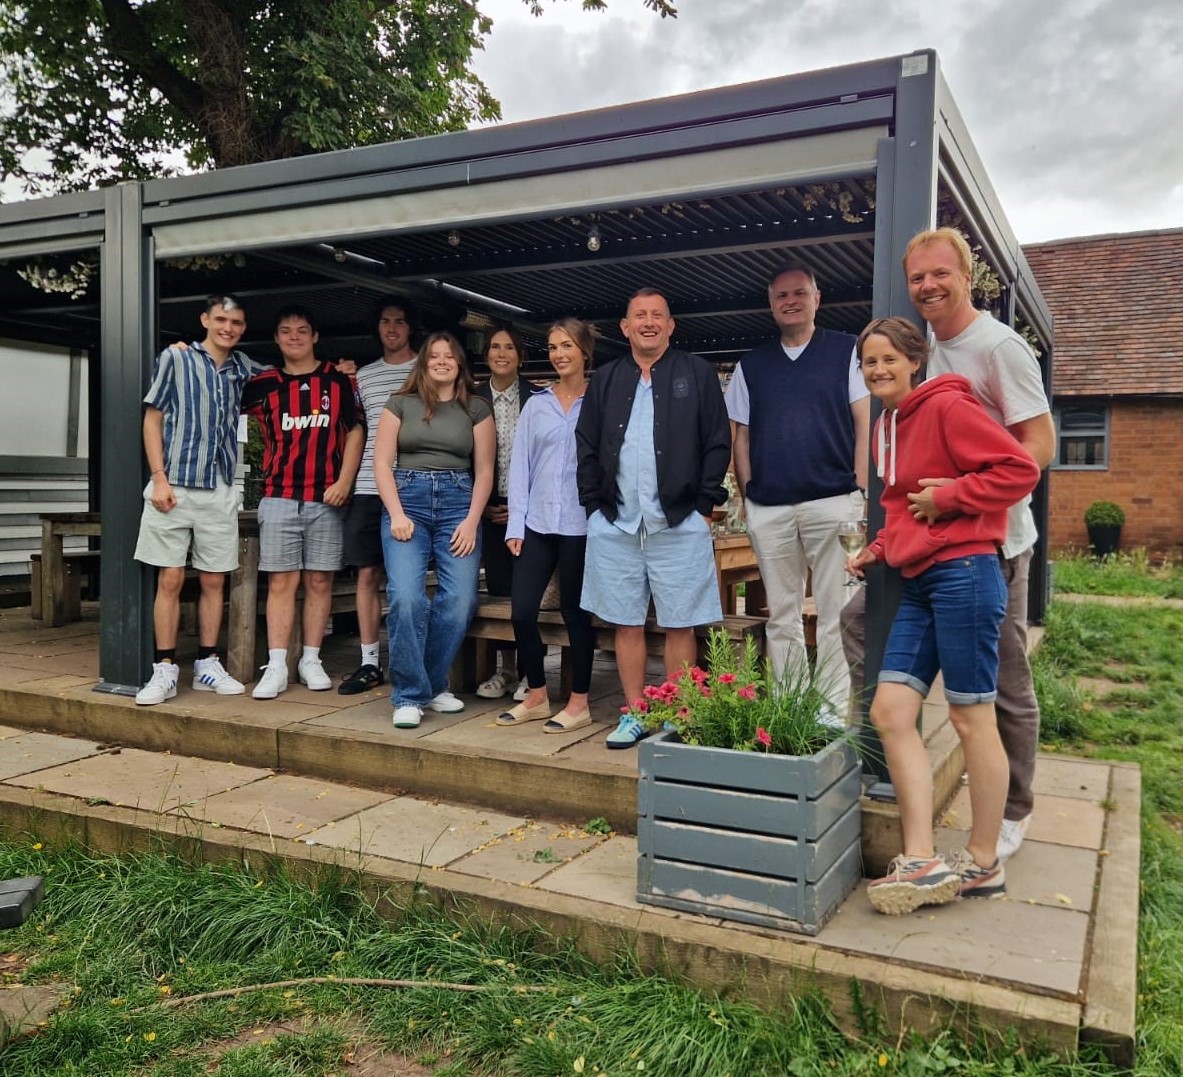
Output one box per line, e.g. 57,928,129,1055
134,480,240,572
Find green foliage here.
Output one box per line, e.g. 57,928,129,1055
0,0,670,195
581,816,612,836
1083,500,1126,527
1052,549,1183,599
637,628,845,757
0,843,1142,1075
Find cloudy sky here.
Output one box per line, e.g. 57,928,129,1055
471,0,1182,244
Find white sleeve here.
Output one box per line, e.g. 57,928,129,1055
848,345,869,403
990,337,1050,428
724,364,750,425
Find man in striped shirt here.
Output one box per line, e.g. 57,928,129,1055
134,294,259,705
241,305,363,699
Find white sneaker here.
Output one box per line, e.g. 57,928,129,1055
252,663,289,700
192,656,245,695
428,691,465,713
297,656,332,691
996,814,1032,862
513,678,529,702
136,662,179,706
392,705,423,729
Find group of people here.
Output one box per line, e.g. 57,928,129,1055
132,225,1053,917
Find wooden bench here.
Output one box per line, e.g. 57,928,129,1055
29,549,101,622
452,596,767,696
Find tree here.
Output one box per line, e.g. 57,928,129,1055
0,0,676,196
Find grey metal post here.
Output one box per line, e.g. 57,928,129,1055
859,52,940,792
95,183,155,694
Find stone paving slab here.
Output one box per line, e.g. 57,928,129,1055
303,796,527,867
939,832,1098,912
3,748,271,813
534,833,640,908
0,731,103,781
448,820,610,886
166,773,393,839
942,787,1106,851
1032,755,1111,800
821,892,1089,997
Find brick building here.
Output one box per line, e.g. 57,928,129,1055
1024,228,1183,556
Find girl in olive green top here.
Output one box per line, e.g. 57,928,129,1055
373,331,495,729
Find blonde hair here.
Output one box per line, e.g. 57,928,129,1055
903,227,973,278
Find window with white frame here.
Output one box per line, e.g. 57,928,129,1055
1054,403,1109,469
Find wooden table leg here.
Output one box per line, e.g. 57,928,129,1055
40,520,67,626
227,535,260,685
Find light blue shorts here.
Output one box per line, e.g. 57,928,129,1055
580,510,722,628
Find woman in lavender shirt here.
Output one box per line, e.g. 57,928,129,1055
497,319,597,733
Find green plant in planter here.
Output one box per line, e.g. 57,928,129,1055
633,629,843,757
1084,500,1126,527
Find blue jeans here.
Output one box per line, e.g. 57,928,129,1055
878,554,1007,705
381,469,481,707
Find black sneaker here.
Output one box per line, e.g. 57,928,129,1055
337,663,384,695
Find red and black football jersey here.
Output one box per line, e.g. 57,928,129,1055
242,362,361,501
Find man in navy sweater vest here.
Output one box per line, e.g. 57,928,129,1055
726,263,869,720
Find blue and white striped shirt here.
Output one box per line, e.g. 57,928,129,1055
143,342,263,489
506,390,587,540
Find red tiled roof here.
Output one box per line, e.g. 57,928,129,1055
1024,228,1183,398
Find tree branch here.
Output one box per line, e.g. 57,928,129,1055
97,0,206,118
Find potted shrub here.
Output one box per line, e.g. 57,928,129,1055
634,631,862,934
1084,500,1125,557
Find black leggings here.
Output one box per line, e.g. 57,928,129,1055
510,528,595,693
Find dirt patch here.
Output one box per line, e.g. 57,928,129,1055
1079,677,1139,697
0,951,34,985
196,1016,440,1076
1164,814,1183,837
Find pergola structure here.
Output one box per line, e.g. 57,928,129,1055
0,49,1052,698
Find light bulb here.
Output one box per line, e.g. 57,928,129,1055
447,230,462,247
586,226,602,253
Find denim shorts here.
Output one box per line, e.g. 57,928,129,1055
878,554,1007,705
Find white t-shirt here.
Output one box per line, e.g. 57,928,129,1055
353,357,415,495
725,341,866,425
927,312,1050,557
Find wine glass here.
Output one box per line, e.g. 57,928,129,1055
837,519,867,586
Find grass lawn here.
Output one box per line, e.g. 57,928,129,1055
0,552,1178,1075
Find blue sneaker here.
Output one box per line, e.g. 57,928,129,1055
606,713,652,750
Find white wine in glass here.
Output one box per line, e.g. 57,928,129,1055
837,519,867,585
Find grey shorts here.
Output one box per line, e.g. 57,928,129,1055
258,496,345,573
134,480,239,572
580,510,722,628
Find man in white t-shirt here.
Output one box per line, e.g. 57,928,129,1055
338,297,419,694
845,227,1054,863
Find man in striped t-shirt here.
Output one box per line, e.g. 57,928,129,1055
241,305,363,700
134,294,261,705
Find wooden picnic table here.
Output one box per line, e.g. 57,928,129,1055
35,510,264,683
36,512,102,626
713,531,767,616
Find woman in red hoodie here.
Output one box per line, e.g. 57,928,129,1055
846,318,1041,916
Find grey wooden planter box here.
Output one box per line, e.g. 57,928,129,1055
636,731,862,934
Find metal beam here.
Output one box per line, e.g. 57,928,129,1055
389,223,877,282
96,184,155,695
859,52,941,785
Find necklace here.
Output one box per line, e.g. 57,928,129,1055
554,382,585,407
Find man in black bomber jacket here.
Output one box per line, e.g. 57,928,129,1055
575,287,731,747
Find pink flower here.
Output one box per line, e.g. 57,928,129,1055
717,673,737,685
737,684,757,701
699,686,712,698
689,666,709,685
755,727,772,748
643,685,662,700
677,706,690,718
